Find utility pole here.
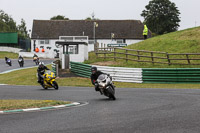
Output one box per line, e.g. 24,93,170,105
93,21,98,44
93,22,96,44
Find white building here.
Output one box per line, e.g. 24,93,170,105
29,20,151,62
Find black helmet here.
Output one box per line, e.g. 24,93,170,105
91,66,97,74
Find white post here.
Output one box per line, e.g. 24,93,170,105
62,54,65,69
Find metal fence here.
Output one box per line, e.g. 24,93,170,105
18,39,31,51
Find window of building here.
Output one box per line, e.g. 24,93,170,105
39,40,50,44
116,39,123,44
88,40,95,44
68,45,78,54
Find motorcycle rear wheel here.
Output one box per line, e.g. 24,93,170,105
41,84,48,89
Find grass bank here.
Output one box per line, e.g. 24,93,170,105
0,99,71,111
127,27,200,53
84,27,200,68
0,51,18,59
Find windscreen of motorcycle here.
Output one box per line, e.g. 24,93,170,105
98,74,105,81
45,70,51,75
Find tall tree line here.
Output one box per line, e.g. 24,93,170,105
0,10,29,39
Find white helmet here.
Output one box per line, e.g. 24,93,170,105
39,62,44,67
39,62,44,65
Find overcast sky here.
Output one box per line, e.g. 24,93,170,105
1,0,199,32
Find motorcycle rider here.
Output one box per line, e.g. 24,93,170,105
33,54,39,65
5,57,9,62
18,55,24,66
33,54,38,60
33,54,38,58
37,62,49,85
91,66,115,94
5,57,11,65
91,66,103,94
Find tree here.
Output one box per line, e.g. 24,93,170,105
0,10,17,32
50,15,69,20
85,17,92,20
141,0,180,35
18,19,29,39
85,17,100,20
0,10,29,39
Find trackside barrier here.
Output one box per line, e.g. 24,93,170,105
142,68,200,83
70,62,200,83
70,62,91,78
92,65,143,83
70,62,143,83
51,62,57,76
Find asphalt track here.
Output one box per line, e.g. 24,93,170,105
0,59,53,73
1,59,200,132
1,85,200,133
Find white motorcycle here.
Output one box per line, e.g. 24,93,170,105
97,74,116,100
18,58,24,67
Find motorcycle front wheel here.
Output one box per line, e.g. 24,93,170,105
107,86,116,100
53,81,59,90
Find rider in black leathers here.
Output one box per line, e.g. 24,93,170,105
91,66,104,92
37,62,49,85
33,54,38,58
5,57,11,66
5,57,10,62
91,66,115,95
18,55,24,67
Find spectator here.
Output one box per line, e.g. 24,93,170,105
143,24,148,40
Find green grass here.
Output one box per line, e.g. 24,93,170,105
0,51,18,59
0,100,71,111
0,65,93,87
84,27,200,68
0,66,38,85
1,65,200,89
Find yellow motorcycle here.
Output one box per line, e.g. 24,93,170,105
42,70,59,90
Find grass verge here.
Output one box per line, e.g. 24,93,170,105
0,65,200,89
0,51,19,59
0,99,71,111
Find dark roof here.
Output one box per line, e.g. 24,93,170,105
31,20,148,39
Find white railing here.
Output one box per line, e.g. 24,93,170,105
92,65,143,83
